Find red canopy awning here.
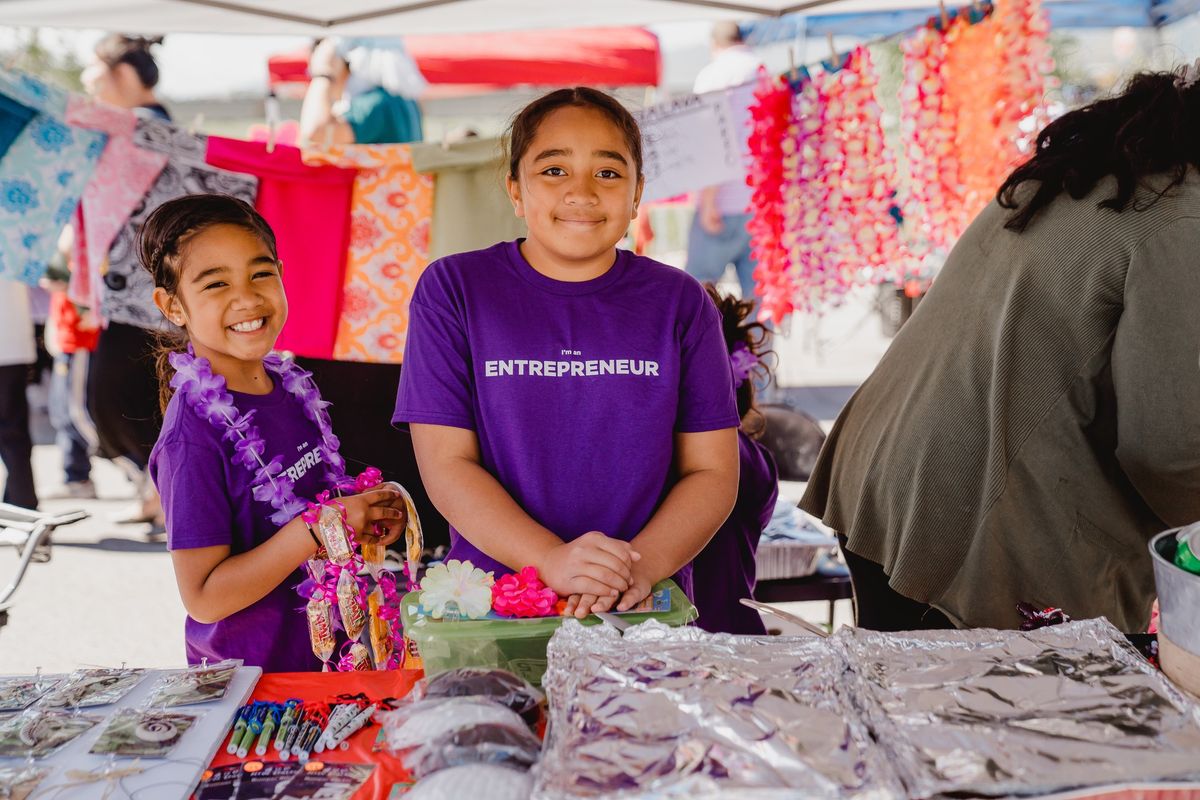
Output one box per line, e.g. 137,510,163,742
268,27,661,90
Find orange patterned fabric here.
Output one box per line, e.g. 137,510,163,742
303,144,433,364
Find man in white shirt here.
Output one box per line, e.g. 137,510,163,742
686,22,763,308
0,278,38,509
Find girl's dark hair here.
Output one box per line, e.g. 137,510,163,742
139,194,279,412
704,284,774,436
94,34,163,88
505,87,644,179
997,68,1200,232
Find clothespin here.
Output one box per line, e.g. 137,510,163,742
188,113,204,136
938,0,950,29
826,33,838,63
265,91,280,154
787,46,797,82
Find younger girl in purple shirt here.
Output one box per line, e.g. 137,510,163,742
145,194,404,671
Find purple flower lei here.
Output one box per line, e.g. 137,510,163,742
168,346,348,526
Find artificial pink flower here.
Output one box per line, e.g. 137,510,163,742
491,566,559,618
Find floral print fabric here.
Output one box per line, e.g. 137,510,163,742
303,144,432,364
100,118,257,330
65,97,168,313
0,70,105,285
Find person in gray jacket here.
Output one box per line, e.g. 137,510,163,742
801,65,1200,633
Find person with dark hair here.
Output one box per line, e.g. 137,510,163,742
142,193,406,671
691,285,779,635
0,278,38,510
395,87,741,619
82,34,172,527
800,64,1200,633
82,34,170,122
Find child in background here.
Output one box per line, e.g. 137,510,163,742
691,285,779,635
395,88,741,618
144,194,404,671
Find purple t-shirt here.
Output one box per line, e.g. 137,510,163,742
393,240,741,594
150,375,333,673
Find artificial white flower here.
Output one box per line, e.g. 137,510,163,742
419,559,495,619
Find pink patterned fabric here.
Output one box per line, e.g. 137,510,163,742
65,97,167,312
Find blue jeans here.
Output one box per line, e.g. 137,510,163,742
50,351,91,483
685,211,757,306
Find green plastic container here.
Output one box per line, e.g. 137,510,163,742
401,580,697,686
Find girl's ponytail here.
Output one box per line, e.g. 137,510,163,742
703,284,775,437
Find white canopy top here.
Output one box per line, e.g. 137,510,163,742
0,0,948,35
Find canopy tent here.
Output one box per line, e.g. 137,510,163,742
7,0,1192,37
745,0,1200,38
267,28,661,90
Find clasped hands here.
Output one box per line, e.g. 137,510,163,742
535,531,654,619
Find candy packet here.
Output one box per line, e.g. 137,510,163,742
89,708,199,758
317,505,354,566
0,708,102,757
337,569,367,642
273,762,374,800
308,596,336,666
195,764,243,800
144,660,242,707
38,667,144,709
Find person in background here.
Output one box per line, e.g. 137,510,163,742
299,37,425,146
691,285,779,635
685,22,763,308
42,231,99,500
81,34,171,527
82,34,170,122
0,278,38,510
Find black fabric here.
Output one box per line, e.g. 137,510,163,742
296,356,449,551
0,363,37,508
88,321,161,467
838,533,954,632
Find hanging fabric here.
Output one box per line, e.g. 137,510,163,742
746,70,794,325
0,70,105,285
810,47,915,303
0,92,35,161
302,143,433,365
900,0,1055,251
205,137,357,360
410,136,526,261
66,97,168,313
100,118,258,330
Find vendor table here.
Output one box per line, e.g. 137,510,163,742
205,669,423,799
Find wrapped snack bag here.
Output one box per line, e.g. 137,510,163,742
337,568,368,641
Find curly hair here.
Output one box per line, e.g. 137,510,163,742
997,68,1200,232
704,284,774,436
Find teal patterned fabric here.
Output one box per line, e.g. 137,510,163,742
0,70,106,285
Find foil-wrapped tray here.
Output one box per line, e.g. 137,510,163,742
536,620,904,799
838,619,1200,798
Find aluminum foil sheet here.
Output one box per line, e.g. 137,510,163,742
838,619,1200,798
535,620,903,800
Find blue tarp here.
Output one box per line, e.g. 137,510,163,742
744,0,1200,40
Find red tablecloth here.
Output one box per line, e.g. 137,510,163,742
207,670,423,799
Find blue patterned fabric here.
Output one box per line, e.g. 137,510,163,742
0,70,106,285
0,93,34,161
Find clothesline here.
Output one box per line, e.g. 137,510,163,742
779,0,997,86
